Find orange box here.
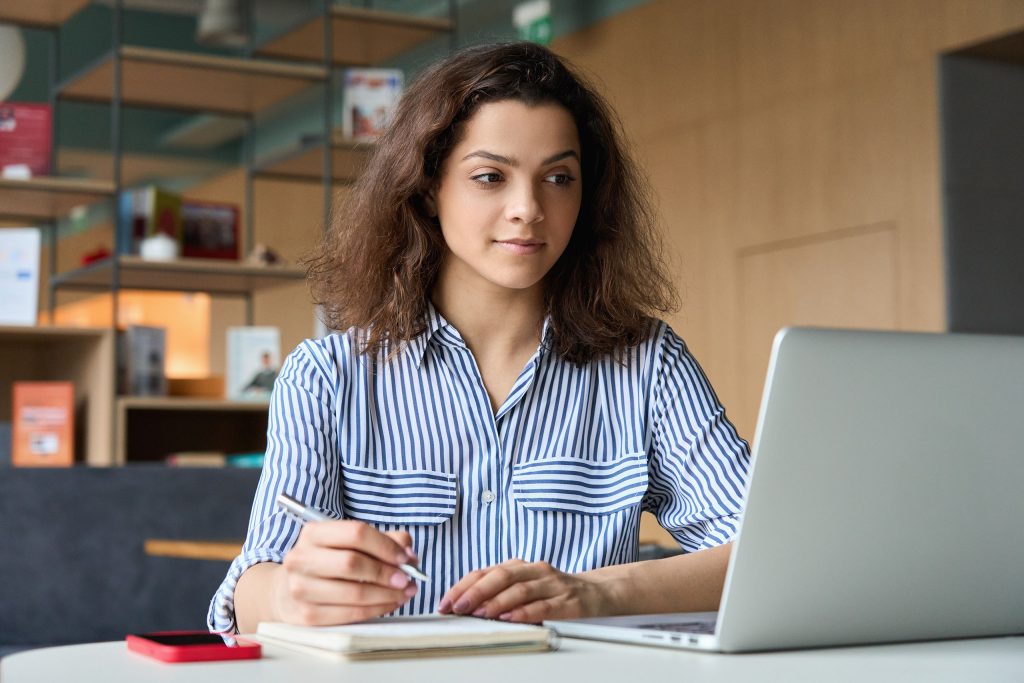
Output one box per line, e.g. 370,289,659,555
12,382,74,467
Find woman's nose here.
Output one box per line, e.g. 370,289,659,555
505,182,544,225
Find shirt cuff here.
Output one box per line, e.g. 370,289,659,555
670,513,742,553
207,548,287,634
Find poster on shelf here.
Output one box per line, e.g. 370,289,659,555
12,381,74,467
0,227,40,326
341,68,404,142
0,103,52,178
226,326,281,400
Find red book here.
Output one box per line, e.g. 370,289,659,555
12,382,74,467
0,103,52,177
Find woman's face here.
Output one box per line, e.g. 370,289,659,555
432,99,582,295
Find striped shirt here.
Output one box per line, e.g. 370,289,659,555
208,306,750,633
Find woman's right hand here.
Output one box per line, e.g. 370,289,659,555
270,520,419,626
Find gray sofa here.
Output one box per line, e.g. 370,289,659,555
0,467,260,658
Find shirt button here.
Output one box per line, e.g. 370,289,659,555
481,490,496,504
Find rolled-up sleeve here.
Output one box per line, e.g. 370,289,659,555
208,340,340,633
644,326,751,552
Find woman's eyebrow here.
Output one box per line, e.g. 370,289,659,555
461,149,580,166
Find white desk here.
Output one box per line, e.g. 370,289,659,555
3,636,1024,683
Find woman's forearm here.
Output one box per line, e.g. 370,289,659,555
233,562,284,634
587,542,732,616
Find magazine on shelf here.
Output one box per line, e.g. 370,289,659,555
118,325,168,396
341,68,404,142
0,103,52,178
226,326,281,400
12,382,74,467
0,227,40,326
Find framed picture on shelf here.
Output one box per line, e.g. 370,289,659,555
181,200,239,260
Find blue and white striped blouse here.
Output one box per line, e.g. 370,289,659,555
208,305,750,633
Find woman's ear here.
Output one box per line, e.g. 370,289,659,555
424,192,438,218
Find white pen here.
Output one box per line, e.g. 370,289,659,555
275,492,429,582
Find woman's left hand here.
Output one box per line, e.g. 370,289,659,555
437,559,613,624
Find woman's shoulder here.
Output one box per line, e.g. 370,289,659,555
285,328,369,377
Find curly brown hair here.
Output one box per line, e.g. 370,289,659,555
306,41,678,364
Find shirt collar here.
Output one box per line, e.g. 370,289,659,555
405,302,555,368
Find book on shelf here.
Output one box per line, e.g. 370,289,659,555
165,451,264,468
0,103,52,178
118,185,182,255
118,325,167,396
12,382,74,467
226,326,281,400
0,227,40,326
341,68,404,142
181,200,239,260
254,615,554,660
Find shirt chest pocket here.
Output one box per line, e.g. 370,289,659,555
341,463,457,525
511,452,649,515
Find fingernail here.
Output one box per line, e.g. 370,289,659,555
390,571,410,588
453,598,470,614
472,608,486,617
395,552,410,564
404,546,418,563
499,612,512,621
438,597,451,613
404,585,418,598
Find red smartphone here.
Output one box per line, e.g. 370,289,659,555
126,631,262,663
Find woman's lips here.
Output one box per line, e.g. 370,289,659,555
494,239,544,255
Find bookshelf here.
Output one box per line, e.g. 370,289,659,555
0,0,92,30
0,326,114,465
254,132,370,184
255,5,453,66
1,1,457,466
0,177,115,222
116,395,269,465
57,46,327,116
52,255,305,295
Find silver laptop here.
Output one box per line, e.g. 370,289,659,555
546,327,1024,652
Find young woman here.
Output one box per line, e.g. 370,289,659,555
209,41,750,634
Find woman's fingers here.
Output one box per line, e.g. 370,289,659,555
438,560,530,614
302,520,412,567
283,573,416,608
283,545,414,590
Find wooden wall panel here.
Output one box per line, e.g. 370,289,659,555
555,0,1024,440
735,223,900,430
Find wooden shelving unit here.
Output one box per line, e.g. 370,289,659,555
0,177,116,222
57,46,327,116
116,395,269,465
0,326,114,466
57,148,233,189
1,1,456,467
255,5,452,66
0,0,91,30
254,132,370,183
51,255,306,295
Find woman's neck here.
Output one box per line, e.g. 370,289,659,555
430,267,546,361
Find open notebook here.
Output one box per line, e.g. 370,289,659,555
254,615,555,660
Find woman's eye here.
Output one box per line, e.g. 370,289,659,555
545,173,576,186
471,172,503,184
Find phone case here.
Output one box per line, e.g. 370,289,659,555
126,631,262,663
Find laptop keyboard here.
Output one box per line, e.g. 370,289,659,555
636,620,717,635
